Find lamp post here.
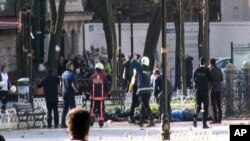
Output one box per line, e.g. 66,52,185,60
117,8,122,87
161,0,170,140
130,0,134,55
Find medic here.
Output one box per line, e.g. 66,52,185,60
87,62,110,127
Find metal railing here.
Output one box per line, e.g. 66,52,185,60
222,71,250,117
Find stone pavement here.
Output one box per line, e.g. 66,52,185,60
1,120,248,141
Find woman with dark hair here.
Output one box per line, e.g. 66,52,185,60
0,65,10,114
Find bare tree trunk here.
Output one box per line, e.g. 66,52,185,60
204,0,209,63
143,5,161,70
198,0,209,63
47,0,66,74
174,11,181,90
198,0,203,59
87,0,118,90
180,0,187,96
17,9,27,77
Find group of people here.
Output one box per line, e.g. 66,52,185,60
121,54,173,127
193,57,223,129
38,54,110,128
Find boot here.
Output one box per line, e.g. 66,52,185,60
203,124,209,129
138,122,143,127
193,114,197,128
146,121,155,127
203,120,209,129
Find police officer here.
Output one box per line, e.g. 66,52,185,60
193,57,212,129
131,56,154,127
61,62,77,128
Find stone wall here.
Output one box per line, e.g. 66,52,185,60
0,0,16,16
0,29,17,71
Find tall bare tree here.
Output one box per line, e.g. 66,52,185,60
86,0,118,89
47,0,66,74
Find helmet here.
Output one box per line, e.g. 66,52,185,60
10,85,17,93
141,56,150,66
95,62,104,70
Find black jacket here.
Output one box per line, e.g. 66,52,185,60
210,65,223,92
123,59,133,80
131,59,152,93
38,74,60,102
153,74,172,97
194,66,212,89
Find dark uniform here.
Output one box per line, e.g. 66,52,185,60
186,56,194,88
210,58,223,123
123,55,133,91
153,72,172,120
61,68,77,127
131,58,154,127
193,59,212,128
38,70,60,128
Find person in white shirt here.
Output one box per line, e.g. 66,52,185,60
0,65,9,114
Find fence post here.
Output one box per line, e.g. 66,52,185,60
242,62,250,114
224,63,236,117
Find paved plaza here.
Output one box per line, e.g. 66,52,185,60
1,119,247,141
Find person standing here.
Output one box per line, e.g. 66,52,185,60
61,62,77,128
152,68,173,121
210,58,223,123
38,68,60,128
87,62,110,127
100,57,112,89
186,55,194,89
131,56,154,127
0,65,10,114
123,54,133,92
193,57,212,129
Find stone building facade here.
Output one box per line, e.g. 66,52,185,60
45,0,93,60
0,0,18,71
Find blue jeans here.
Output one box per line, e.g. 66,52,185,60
61,95,76,126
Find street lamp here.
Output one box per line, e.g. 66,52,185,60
161,0,170,140
130,0,134,55
113,0,122,89
117,8,122,85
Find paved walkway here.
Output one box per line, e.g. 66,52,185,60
1,120,248,141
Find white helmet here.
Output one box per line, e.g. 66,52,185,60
141,56,150,66
10,85,17,93
95,62,104,70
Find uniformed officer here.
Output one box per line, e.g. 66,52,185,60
131,56,154,127
61,62,77,128
193,57,212,129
